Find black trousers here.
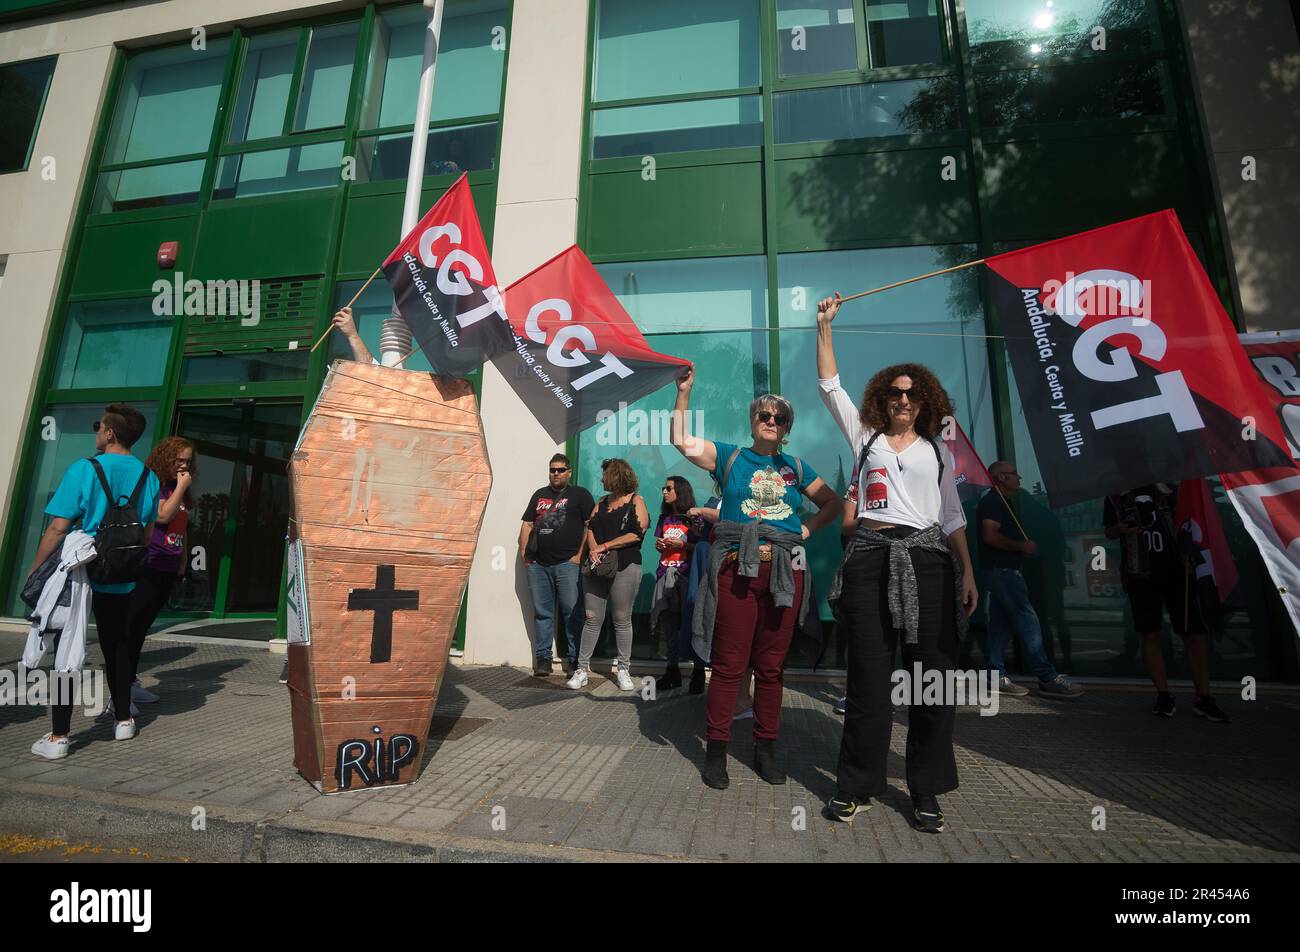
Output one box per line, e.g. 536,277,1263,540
127,568,177,680
51,591,132,734
835,540,960,800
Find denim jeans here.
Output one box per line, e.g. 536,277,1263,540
982,567,1058,683
526,561,582,662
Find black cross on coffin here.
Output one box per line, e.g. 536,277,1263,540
348,565,420,663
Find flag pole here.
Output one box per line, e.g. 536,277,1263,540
309,265,383,353
380,0,446,368
840,259,986,303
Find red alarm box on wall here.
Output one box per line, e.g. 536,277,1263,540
157,241,178,269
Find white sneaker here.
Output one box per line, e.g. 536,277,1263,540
31,733,69,760
92,700,140,720
616,667,635,692
114,719,137,741
131,679,159,703
566,668,588,690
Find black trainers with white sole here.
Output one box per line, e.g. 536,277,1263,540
912,793,946,833
826,796,870,822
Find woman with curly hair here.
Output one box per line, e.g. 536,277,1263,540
124,436,198,705
567,458,649,693
815,293,977,833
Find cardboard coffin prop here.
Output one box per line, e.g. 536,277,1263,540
285,360,491,794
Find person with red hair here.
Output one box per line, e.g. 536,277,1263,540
123,436,197,707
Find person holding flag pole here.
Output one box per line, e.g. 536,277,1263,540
977,462,1083,699
815,292,977,833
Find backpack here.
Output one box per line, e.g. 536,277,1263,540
851,431,945,493
84,457,152,585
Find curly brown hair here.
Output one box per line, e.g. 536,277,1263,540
600,457,638,496
146,436,198,507
859,363,954,439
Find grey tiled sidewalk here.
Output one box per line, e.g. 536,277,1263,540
1,630,1298,862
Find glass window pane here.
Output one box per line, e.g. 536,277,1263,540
294,21,360,132
228,31,299,143
964,0,1158,65
103,42,230,164
594,256,768,334
180,352,309,384
361,2,509,130
4,402,158,616
214,141,344,199
328,280,433,373
52,300,174,389
976,60,1166,126
774,77,962,143
865,0,944,67
593,0,761,102
354,121,498,182
91,158,206,213
776,1,857,76
591,95,762,158
0,56,56,173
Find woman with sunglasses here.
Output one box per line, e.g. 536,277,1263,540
670,367,842,789
816,293,978,834
651,476,703,691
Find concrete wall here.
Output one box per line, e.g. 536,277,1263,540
0,0,357,536
463,0,588,666
1177,0,1300,333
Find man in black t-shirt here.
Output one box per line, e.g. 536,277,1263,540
977,462,1082,699
519,453,595,677
1104,484,1226,722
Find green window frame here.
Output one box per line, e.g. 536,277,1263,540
0,54,57,174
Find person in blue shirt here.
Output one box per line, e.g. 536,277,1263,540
670,367,841,790
27,403,160,757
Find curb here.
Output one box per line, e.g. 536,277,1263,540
0,779,695,864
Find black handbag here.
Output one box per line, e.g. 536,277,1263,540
583,496,631,580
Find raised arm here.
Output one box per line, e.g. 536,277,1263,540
815,293,843,380
332,307,374,364
670,367,717,473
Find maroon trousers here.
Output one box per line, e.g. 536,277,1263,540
705,560,804,742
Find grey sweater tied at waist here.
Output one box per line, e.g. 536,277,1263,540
691,520,814,663
827,522,968,644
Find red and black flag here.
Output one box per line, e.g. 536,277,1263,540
944,420,995,506
381,174,513,377
495,246,691,442
986,209,1293,507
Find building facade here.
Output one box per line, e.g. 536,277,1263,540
2,0,1298,680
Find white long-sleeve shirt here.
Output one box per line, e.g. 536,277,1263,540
818,374,966,536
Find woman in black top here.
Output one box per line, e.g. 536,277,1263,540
567,459,649,692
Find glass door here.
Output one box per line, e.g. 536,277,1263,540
172,400,301,616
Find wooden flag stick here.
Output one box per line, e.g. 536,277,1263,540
309,264,384,353
993,485,1033,543
840,258,986,303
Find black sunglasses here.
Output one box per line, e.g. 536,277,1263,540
885,386,916,400
92,421,108,433
662,485,675,493
756,410,789,426
549,467,569,474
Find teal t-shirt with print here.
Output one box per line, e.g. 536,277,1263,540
45,453,161,595
711,441,818,536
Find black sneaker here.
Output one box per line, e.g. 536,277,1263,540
533,658,552,677
1193,695,1229,723
912,793,946,833
1152,692,1175,717
688,664,707,695
826,795,869,822
833,695,847,715
278,659,289,684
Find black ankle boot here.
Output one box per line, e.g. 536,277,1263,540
688,664,706,695
753,738,786,785
656,664,682,691
702,740,729,789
